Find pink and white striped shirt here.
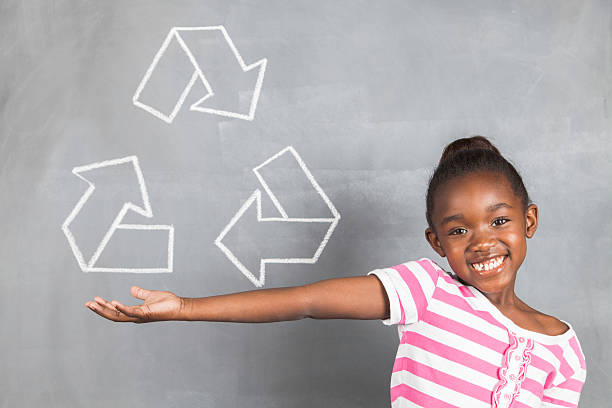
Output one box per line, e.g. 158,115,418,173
368,257,586,408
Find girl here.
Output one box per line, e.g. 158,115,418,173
86,136,586,408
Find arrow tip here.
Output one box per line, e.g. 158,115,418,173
189,58,266,121
215,191,266,287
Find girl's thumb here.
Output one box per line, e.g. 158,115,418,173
131,286,151,300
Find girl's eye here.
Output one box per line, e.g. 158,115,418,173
449,228,467,235
492,218,509,226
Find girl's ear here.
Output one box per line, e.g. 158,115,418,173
525,204,538,238
425,227,446,257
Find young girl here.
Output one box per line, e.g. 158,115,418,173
86,136,586,408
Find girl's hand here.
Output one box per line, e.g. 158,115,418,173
85,286,184,323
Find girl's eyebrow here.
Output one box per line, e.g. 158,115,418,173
440,202,513,226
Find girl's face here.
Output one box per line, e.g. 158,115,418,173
425,171,538,295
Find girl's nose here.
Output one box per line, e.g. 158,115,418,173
469,230,497,252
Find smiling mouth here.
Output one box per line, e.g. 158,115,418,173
470,255,507,276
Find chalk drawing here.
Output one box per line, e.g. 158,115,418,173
61,156,174,273
215,147,341,287
133,26,267,123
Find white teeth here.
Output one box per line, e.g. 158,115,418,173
471,256,505,272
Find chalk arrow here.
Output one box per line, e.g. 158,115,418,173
215,147,340,287
61,156,174,273
133,26,267,123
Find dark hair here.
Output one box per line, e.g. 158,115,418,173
425,135,532,231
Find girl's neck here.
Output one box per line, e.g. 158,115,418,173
479,288,522,309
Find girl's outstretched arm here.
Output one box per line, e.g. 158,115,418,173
85,275,390,323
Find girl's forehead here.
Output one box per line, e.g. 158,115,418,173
435,172,520,213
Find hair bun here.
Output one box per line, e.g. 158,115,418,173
438,135,501,165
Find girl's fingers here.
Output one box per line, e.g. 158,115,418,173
93,297,136,317
86,291,150,322
113,301,146,320
93,297,121,313
86,300,138,322
130,286,151,300
101,299,119,312
93,296,111,307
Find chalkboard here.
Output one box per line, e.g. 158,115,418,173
1,1,610,406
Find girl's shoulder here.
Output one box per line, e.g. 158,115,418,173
542,315,571,336
526,309,571,336
503,301,572,337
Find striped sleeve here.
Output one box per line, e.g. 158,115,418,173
367,257,443,325
541,336,587,408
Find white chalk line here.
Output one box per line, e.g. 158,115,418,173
215,147,340,287
61,156,174,273
133,26,267,123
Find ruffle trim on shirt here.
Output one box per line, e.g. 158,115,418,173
492,329,534,408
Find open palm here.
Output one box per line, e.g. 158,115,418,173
86,286,184,323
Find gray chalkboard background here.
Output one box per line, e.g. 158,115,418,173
1,1,610,406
